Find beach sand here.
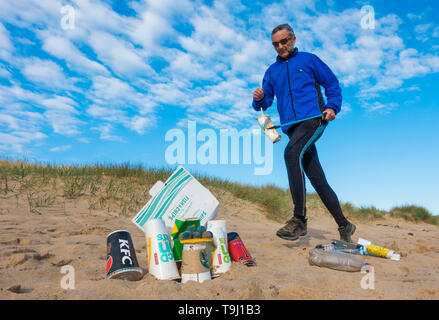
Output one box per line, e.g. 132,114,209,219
1,190,438,300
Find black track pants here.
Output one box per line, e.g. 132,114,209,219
284,117,349,227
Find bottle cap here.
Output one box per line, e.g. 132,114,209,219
388,251,400,261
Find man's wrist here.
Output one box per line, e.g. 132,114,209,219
324,106,338,115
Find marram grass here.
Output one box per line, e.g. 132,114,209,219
0,160,437,225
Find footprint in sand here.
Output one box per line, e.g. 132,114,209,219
5,285,34,294
51,259,73,267
1,238,36,246
2,251,54,268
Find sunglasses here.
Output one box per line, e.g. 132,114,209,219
272,37,291,48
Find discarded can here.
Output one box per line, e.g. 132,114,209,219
106,230,143,281
227,232,256,266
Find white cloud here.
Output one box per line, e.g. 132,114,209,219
0,83,44,107
72,0,133,37
128,0,195,51
0,0,61,30
41,34,109,76
337,102,352,118
165,50,219,81
265,4,439,106
0,83,83,152
0,104,44,132
0,131,47,153
130,116,153,134
86,104,156,135
0,23,13,60
178,6,246,61
229,39,272,83
91,124,123,142
414,24,434,42
91,76,134,101
50,145,71,152
363,102,398,114
21,58,71,89
360,48,438,98
128,10,170,51
41,96,82,136
397,85,421,92
0,65,11,78
89,76,156,113
88,31,153,76
86,104,126,122
86,76,159,135
146,80,189,106
1,0,438,146
407,13,423,21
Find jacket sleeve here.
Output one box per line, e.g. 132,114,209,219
310,54,342,114
252,68,274,112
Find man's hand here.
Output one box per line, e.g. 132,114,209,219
322,108,336,121
253,87,265,102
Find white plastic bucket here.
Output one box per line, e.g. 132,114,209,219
144,219,180,280
207,220,231,277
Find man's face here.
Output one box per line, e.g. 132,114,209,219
271,29,296,59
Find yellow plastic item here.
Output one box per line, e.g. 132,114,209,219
180,238,214,245
366,244,390,257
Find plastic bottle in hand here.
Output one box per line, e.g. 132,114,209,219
309,248,371,272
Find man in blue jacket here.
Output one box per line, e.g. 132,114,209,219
253,24,356,242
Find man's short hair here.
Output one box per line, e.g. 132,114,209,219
271,24,295,37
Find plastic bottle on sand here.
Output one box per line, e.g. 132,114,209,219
365,244,400,261
331,240,362,250
357,237,400,261
309,248,371,272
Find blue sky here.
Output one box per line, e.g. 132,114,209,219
0,0,438,215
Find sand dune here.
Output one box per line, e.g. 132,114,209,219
1,190,438,300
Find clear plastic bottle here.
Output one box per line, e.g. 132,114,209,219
309,248,371,272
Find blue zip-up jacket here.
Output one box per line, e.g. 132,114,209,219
252,48,342,134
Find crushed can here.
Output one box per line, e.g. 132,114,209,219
227,232,256,266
